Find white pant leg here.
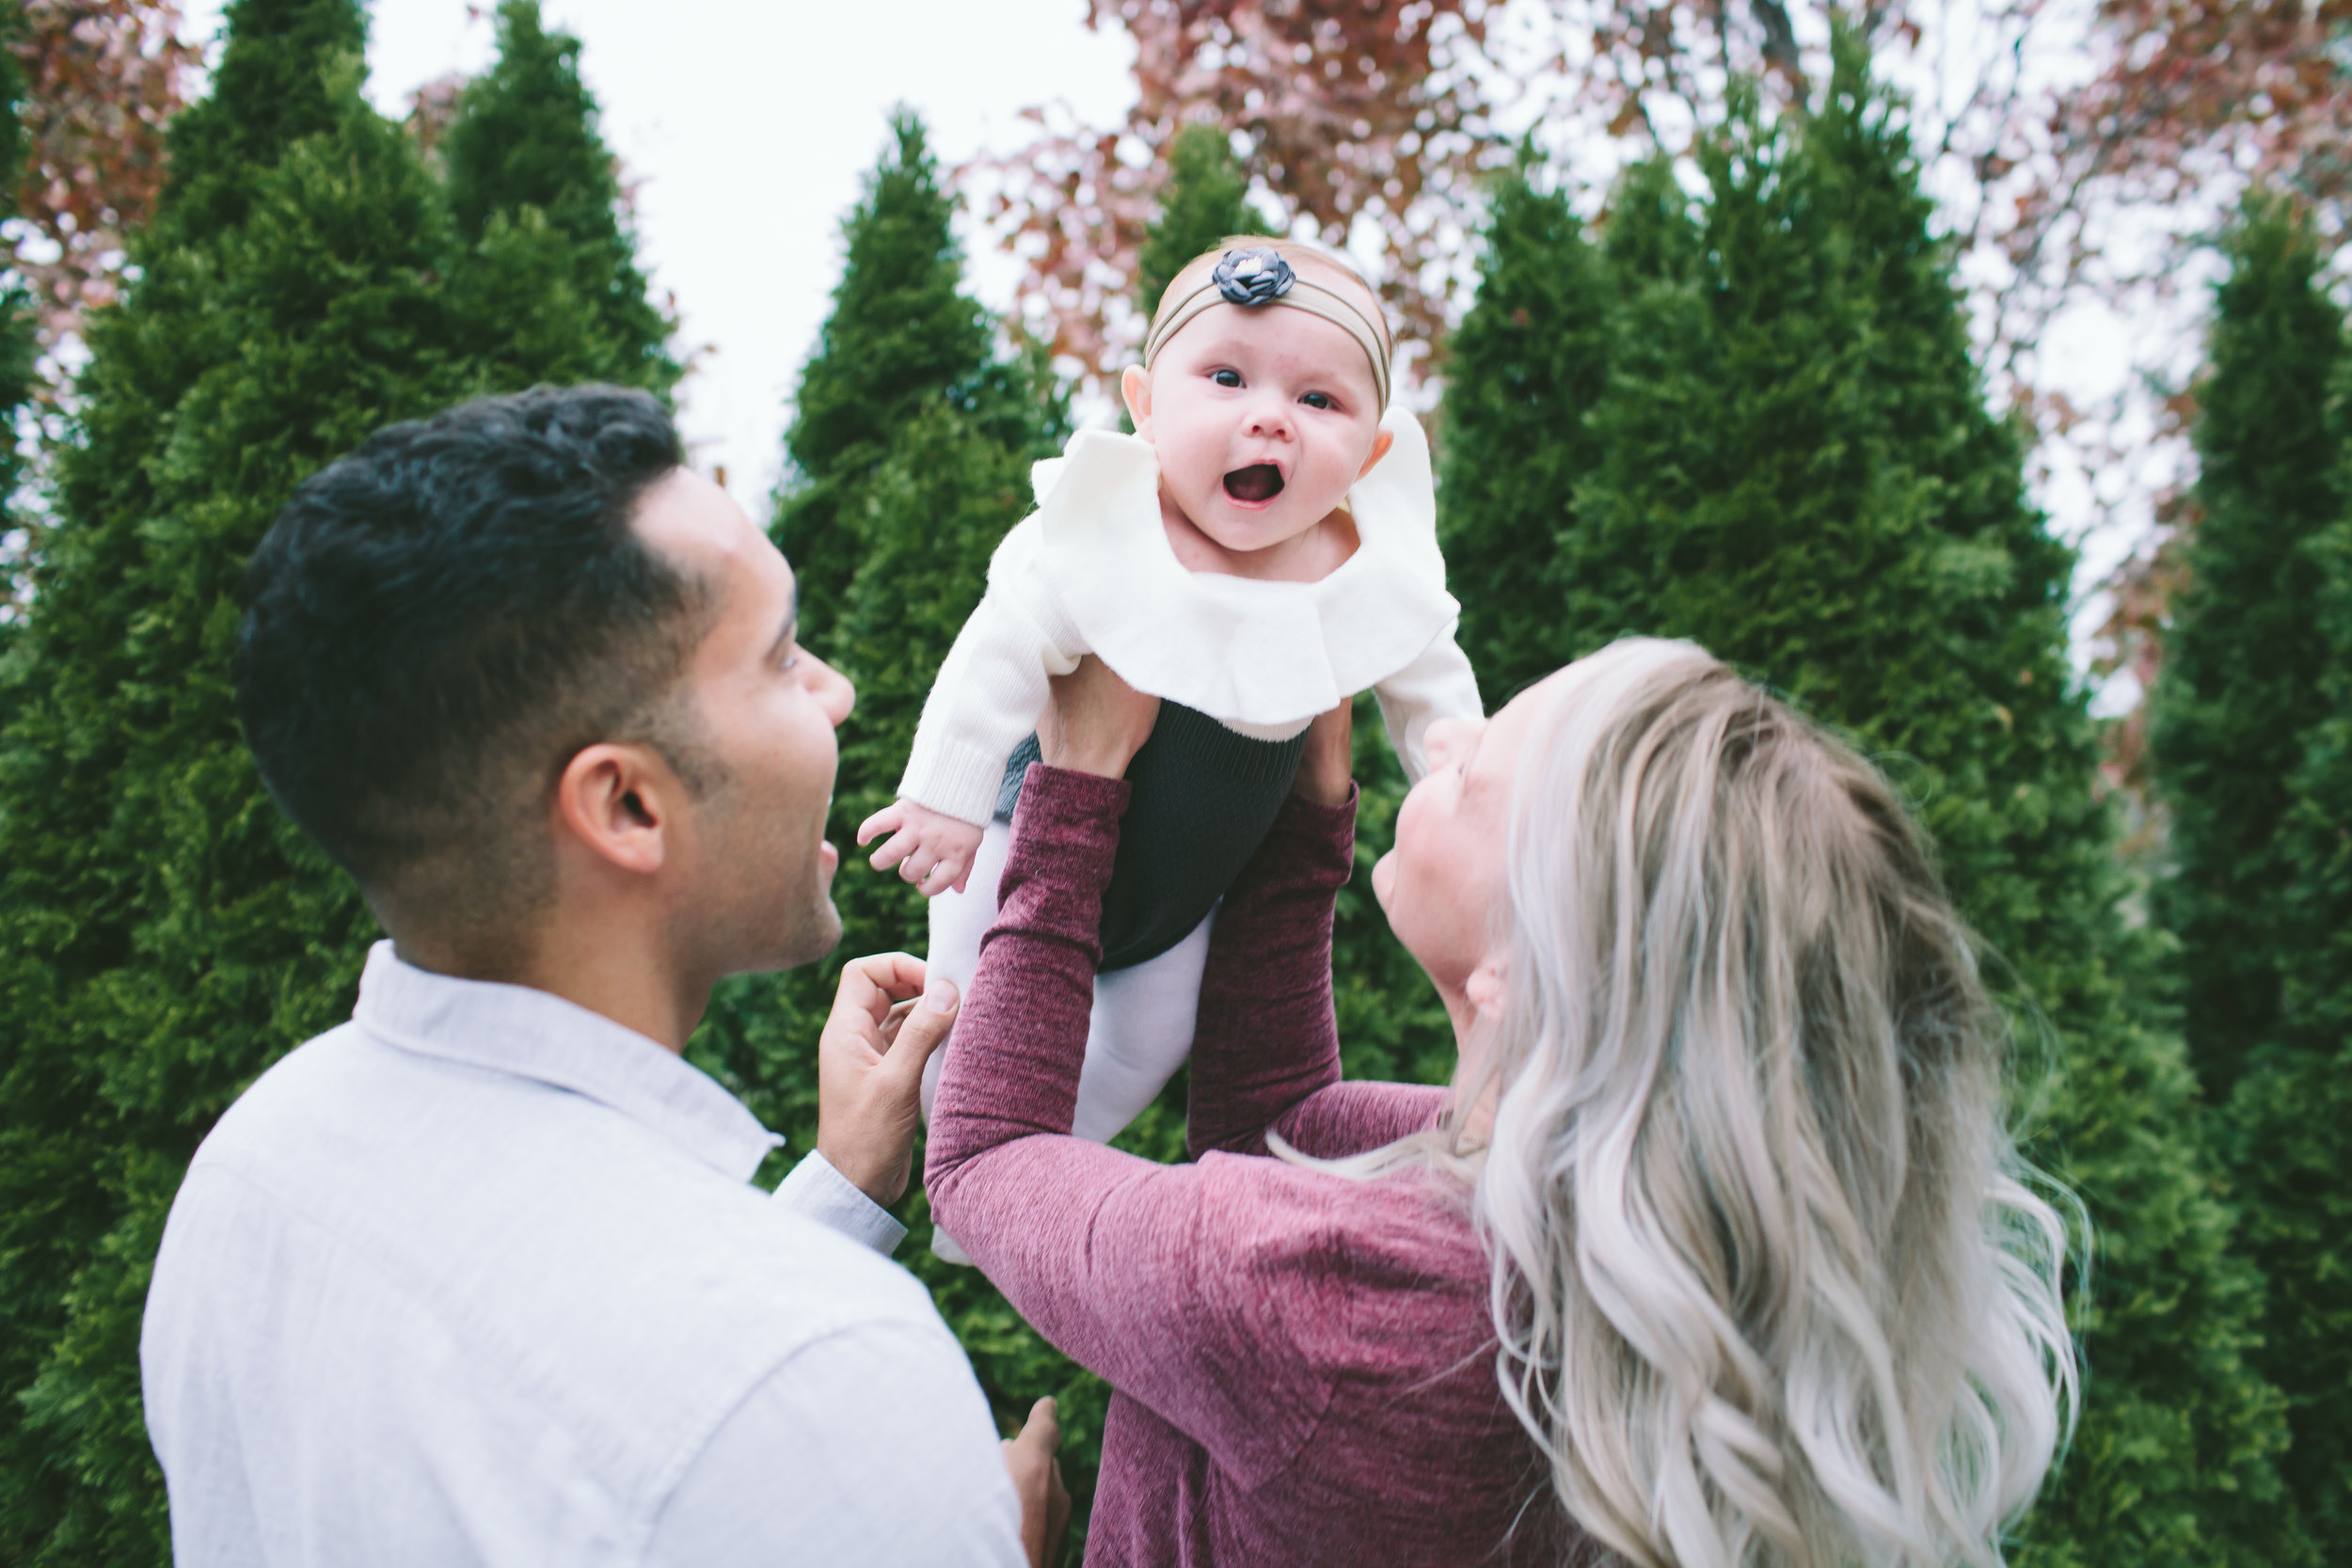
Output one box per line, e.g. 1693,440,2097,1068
1069,910,1215,1143
919,818,1012,1128
921,822,1014,1266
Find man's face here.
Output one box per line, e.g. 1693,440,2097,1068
632,470,853,977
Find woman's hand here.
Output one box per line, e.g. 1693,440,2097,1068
1036,655,1159,779
1294,697,1355,807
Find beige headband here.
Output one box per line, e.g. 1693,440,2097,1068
1142,248,1391,410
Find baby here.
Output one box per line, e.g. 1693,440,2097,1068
858,238,1482,1255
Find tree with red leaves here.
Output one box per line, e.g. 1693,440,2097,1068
6,0,196,371
976,0,1512,392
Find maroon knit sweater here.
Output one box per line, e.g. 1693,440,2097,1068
926,764,1579,1567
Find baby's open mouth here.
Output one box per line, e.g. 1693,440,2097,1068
1223,464,1284,503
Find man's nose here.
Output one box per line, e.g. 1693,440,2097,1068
807,655,854,728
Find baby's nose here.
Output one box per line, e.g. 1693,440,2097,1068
1243,397,1295,438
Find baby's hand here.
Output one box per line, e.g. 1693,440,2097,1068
856,799,985,897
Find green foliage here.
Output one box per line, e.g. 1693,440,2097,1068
1438,38,2303,1568
1135,121,1254,313
1329,693,1453,1086
2150,197,2344,1101
2201,222,2352,1560
0,1,21,187
1436,153,1615,704
0,4,675,1558
774,112,996,636
0,0,38,662
439,0,677,396
152,0,366,238
691,107,1114,1531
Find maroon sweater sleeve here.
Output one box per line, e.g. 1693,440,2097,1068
1187,784,1447,1161
924,764,1440,1483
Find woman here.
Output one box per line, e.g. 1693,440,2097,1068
926,638,2075,1567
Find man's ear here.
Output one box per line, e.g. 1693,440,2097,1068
1356,423,1395,481
552,742,678,877
1120,364,1154,438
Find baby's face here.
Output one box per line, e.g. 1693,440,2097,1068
1126,278,1388,557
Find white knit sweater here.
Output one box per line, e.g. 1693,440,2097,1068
898,405,1485,828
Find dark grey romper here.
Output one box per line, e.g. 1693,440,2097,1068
993,701,1309,972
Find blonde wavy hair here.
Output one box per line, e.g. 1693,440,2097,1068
1320,638,2077,1568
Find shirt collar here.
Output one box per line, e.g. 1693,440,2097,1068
350,940,783,1183
1023,404,1459,729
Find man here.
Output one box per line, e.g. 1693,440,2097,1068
141,386,1066,1565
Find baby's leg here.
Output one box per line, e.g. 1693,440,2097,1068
921,820,1011,1268
920,816,1012,1123
1068,907,1216,1145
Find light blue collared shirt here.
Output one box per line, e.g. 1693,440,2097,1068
142,941,1024,1567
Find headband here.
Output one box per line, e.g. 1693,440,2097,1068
1142,247,1391,410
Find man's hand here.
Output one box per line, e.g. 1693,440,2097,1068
1036,656,1160,779
1002,1397,1072,1568
816,954,960,1205
856,799,985,898
1295,697,1355,807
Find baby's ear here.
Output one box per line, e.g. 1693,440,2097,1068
1120,365,1153,437
1356,424,1395,481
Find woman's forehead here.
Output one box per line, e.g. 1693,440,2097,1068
1484,670,1576,770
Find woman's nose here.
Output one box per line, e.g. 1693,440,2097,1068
1425,717,1480,768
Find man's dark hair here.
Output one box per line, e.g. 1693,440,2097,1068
236,385,708,932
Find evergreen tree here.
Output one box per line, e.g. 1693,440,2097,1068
1437,41,2303,1568
691,110,1107,1530
0,0,41,672
2149,198,2343,1100
2214,262,2352,1560
774,113,994,637
439,0,677,395
1436,154,1616,705
1135,121,1253,310
0,4,675,1558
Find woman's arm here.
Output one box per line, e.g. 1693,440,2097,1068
1182,787,1352,1158
924,755,1350,1485
1186,703,1450,1161
923,763,1125,1162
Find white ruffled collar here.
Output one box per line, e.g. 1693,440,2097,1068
1025,405,1458,729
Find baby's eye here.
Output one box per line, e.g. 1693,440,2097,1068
1300,390,1333,410
1211,369,1242,388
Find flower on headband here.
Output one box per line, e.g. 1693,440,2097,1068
1213,247,1295,308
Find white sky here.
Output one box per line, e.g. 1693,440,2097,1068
174,0,2156,695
